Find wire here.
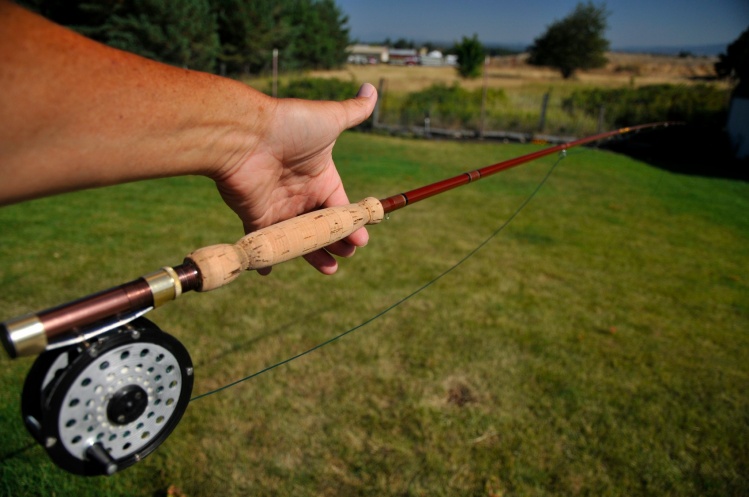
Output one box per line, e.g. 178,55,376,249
190,152,566,402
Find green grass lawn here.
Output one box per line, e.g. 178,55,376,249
1,133,747,496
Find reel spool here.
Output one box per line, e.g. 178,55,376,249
21,317,193,476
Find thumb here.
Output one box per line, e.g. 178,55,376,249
340,83,378,130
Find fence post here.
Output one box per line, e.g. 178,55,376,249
480,55,489,139
373,78,385,128
538,91,550,132
272,48,278,98
597,105,606,133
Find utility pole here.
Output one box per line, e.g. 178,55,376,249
480,55,489,139
538,90,550,132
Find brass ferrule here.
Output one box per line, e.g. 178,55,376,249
2,314,48,358
143,267,182,308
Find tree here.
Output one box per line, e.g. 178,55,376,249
17,0,114,28
392,38,415,49
19,0,221,73
213,0,353,73
101,0,220,72
527,2,610,79
284,0,351,71
211,0,290,75
20,0,352,75
715,26,749,96
453,34,485,79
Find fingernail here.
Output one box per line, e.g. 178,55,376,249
357,83,375,98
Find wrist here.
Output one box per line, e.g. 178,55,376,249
201,80,277,183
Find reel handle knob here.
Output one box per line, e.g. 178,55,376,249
187,197,384,291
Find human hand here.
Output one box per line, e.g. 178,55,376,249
214,83,378,275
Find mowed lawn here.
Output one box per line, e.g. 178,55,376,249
1,132,747,496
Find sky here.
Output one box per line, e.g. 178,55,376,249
336,0,749,51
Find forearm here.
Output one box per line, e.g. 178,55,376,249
0,1,270,205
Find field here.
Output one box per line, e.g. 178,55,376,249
245,53,729,137
309,52,722,92
1,131,747,496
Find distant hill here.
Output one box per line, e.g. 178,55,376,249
611,43,727,57
484,42,728,57
357,38,728,58
490,42,728,57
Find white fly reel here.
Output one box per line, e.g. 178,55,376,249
21,317,193,476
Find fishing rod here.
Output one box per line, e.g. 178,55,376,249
1,122,674,476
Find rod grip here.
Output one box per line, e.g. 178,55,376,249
186,197,384,291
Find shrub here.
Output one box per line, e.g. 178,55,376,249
453,34,485,79
562,84,729,128
400,83,507,129
273,77,359,101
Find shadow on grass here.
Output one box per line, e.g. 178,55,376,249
0,442,36,464
601,124,749,182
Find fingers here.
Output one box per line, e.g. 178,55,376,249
300,228,369,275
357,82,377,100
303,249,339,275
340,83,378,130
320,180,370,249
297,83,376,274
344,226,369,249
255,83,378,276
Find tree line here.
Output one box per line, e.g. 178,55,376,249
18,0,351,74
17,0,747,92
17,0,613,80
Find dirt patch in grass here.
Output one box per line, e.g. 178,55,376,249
445,376,478,407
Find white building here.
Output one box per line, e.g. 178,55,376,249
420,50,444,66
346,44,388,64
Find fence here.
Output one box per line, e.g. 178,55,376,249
268,71,729,145
370,77,609,144
368,76,729,144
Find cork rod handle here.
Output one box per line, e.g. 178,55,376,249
186,197,385,292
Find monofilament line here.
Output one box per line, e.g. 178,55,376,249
190,153,565,402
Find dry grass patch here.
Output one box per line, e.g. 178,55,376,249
301,52,726,94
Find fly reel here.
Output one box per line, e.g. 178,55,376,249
21,317,193,476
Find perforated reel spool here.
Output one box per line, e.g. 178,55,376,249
21,317,193,476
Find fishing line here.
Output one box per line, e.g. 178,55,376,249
190,151,567,402
0,442,37,464
0,125,676,474
0,150,570,463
